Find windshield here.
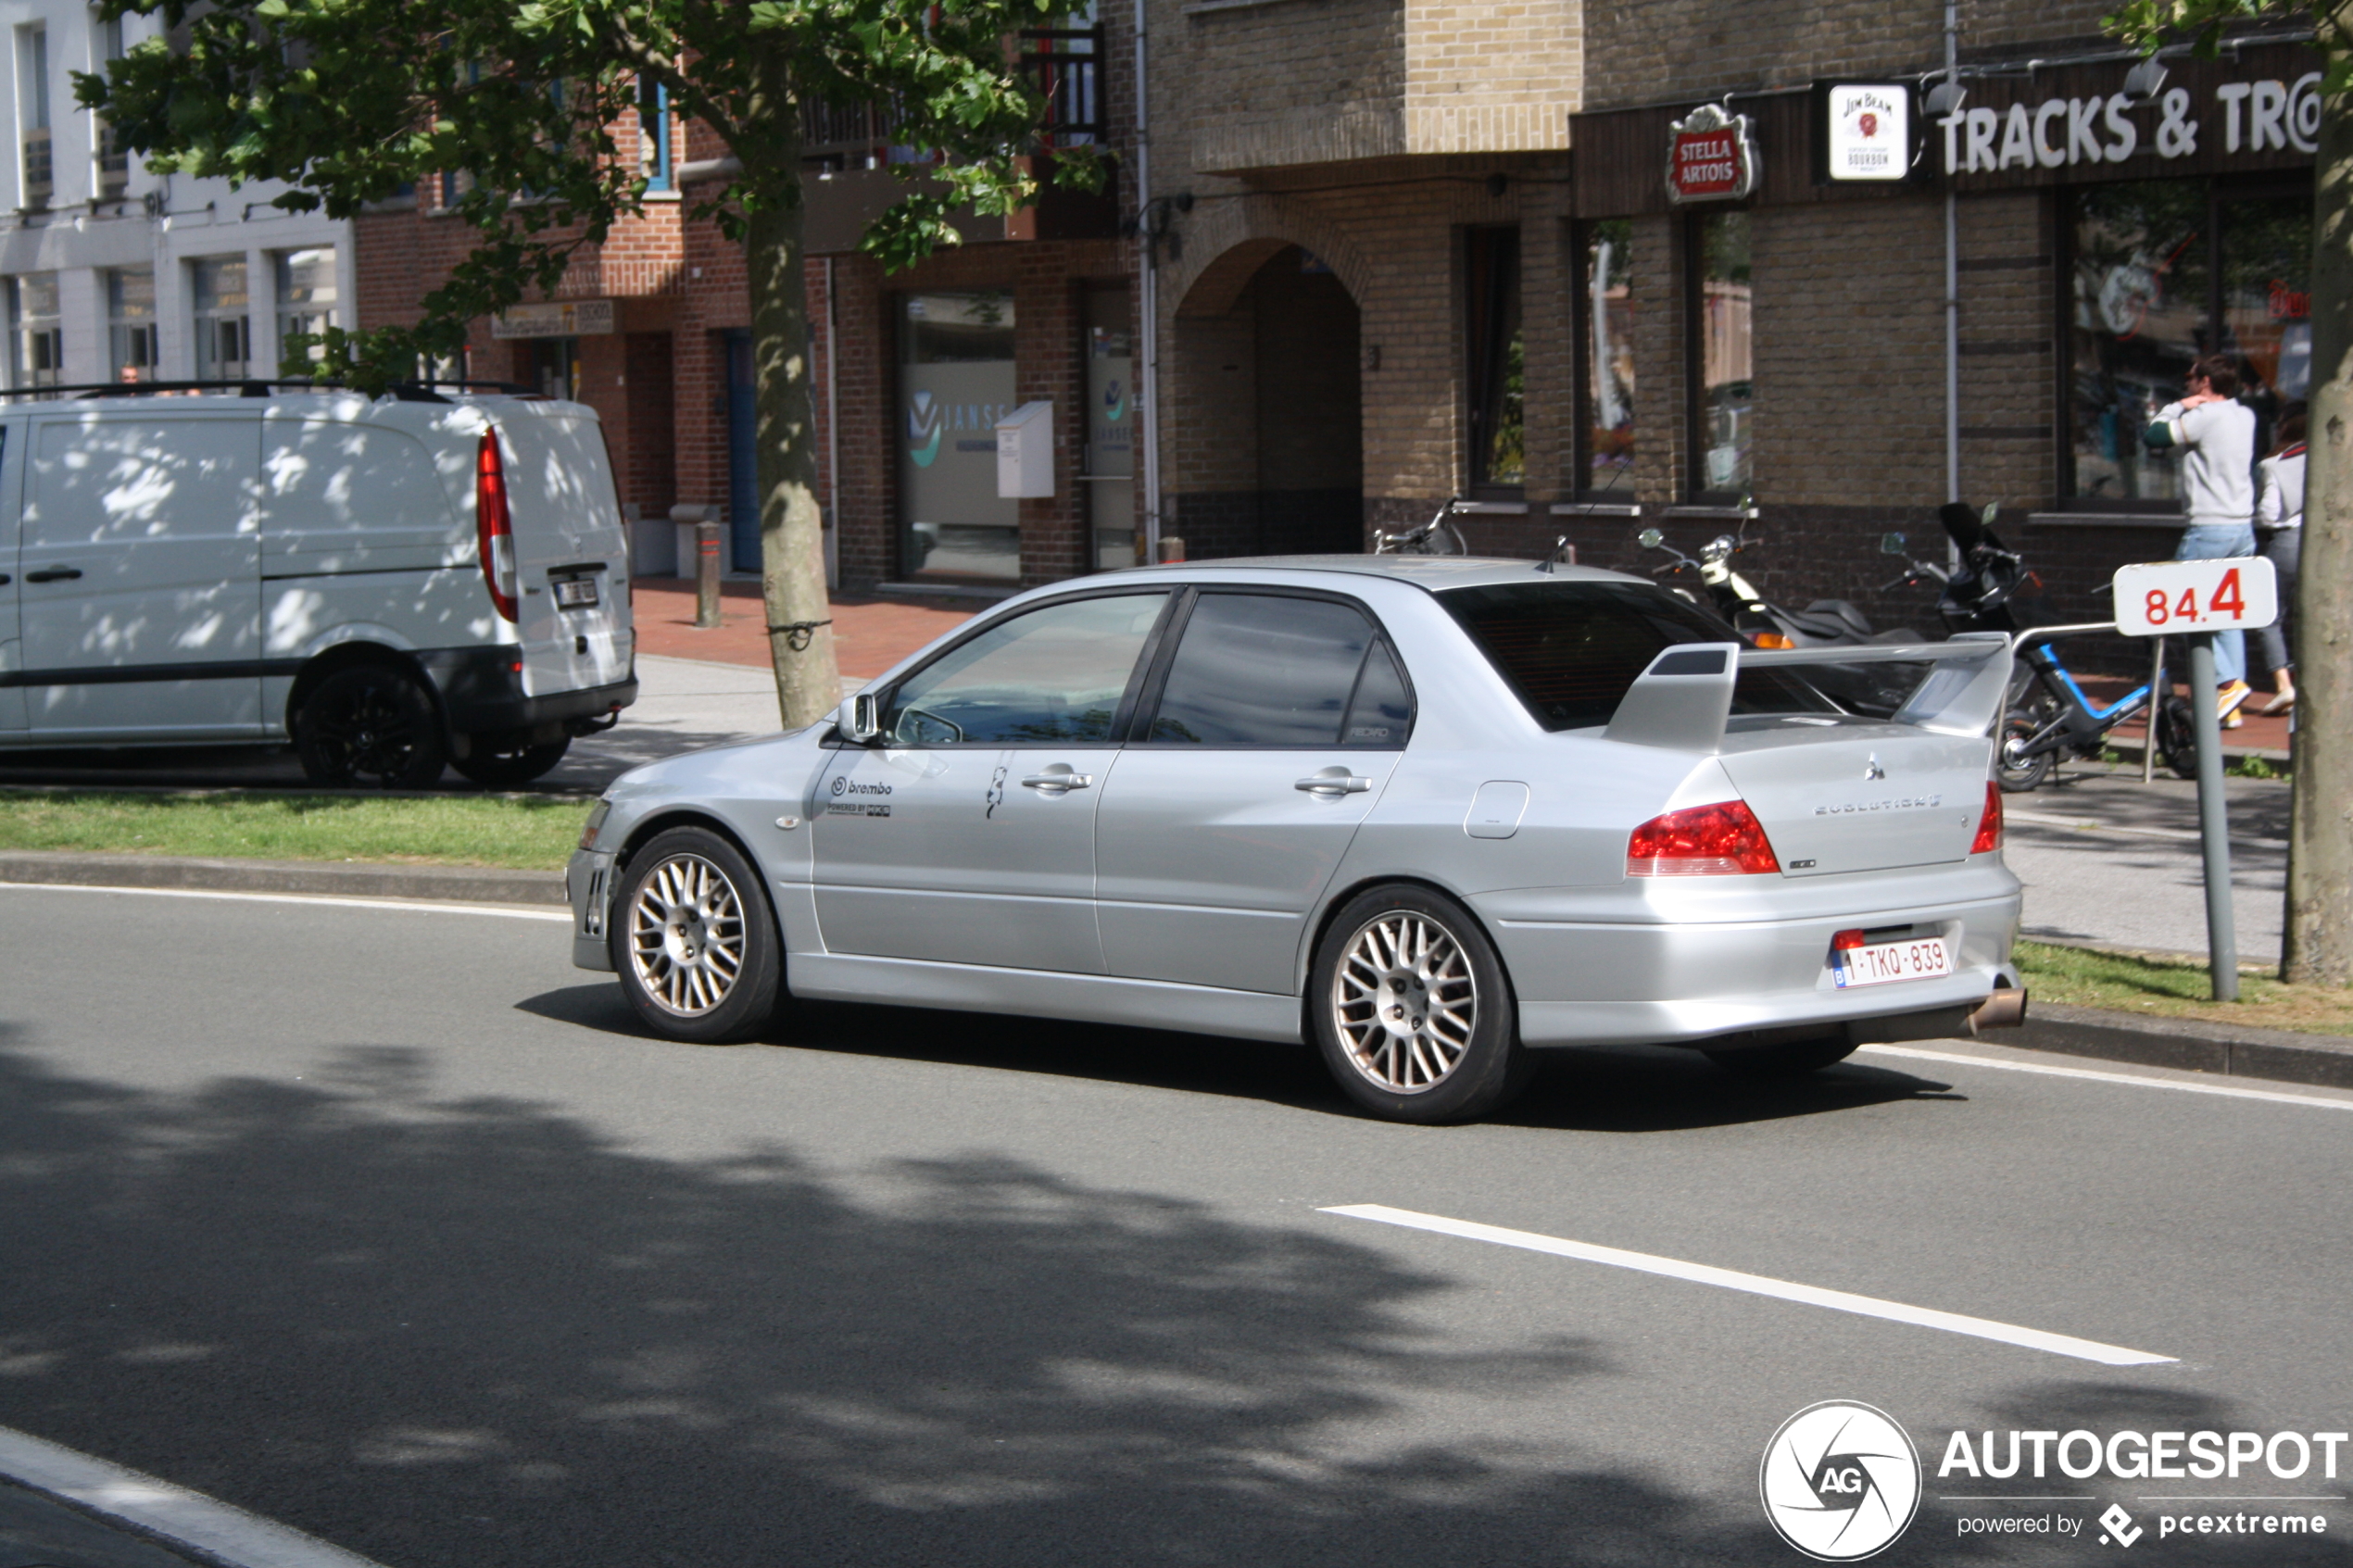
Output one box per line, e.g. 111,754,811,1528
1440,581,1836,732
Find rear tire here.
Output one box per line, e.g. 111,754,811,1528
2155,695,2199,781
1309,884,1527,1123
610,826,781,1045
452,734,571,789
1996,713,2053,794
294,665,447,789
1705,1035,1857,1078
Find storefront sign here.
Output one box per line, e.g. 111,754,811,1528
1936,43,2320,188
1667,103,1757,204
492,299,617,338
1819,83,1914,182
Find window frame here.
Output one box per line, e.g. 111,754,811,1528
1683,207,1755,504
1125,586,1417,750
1462,224,1525,496
638,76,673,194
828,585,1183,750
1575,218,1638,503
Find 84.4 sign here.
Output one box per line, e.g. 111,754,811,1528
2112,558,2279,637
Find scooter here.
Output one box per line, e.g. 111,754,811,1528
1637,518,1931,716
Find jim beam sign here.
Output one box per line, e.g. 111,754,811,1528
1821,83,1913,181
1667,102,1758,204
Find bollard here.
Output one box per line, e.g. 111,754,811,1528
2184,637,2239,1001
695,521,723,629
1157,536,1186,564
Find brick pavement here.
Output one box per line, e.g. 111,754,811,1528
626,579,978,679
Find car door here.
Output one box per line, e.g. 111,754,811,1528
812,590,1173,973
19,410,264,741
1094,590,1415,995
0,420,23,738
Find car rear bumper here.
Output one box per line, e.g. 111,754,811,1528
415,646,637,736
1478,888,2022,1049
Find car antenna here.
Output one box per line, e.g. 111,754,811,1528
1536,536,1576,573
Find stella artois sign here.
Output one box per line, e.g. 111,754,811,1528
1667,102,1757,203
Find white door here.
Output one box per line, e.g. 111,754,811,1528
19,412,264,740
0,420,24,736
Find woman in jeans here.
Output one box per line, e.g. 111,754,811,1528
2254,407,2306,714
2145,354,2259,727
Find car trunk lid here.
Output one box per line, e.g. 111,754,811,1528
1715,721,1989,875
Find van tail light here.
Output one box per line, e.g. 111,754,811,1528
1970,780,2004,854
475,430,519,623
1627,799,1780,877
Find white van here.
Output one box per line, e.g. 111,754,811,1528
0,387,635,787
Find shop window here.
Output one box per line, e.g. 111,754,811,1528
900,291,1018,581
1688,210,1752,499
8,272,60,386
2066,179,2309,504
1084,286,1136,569
1465,226,1524,491
1579,219,1636,498
530,336,580,401
107,267,157,383
192,257,251,382
275,247,338,362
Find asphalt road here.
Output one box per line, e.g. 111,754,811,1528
5,884,2351,1566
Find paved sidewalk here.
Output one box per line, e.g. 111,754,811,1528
628,580,979,678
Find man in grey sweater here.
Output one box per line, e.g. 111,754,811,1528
2145,354,2258,725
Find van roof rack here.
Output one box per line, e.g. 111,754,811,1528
0,377,535,404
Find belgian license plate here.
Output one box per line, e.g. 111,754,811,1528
554,577,600,608
1834,936,1953,987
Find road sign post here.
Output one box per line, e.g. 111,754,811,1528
2111,557,2280,1002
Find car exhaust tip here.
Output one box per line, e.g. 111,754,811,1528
1966,986,2029,1034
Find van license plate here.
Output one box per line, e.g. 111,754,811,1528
1833,937,1953,987
554,578,599,608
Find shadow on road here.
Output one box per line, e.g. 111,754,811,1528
519,982,1968,1137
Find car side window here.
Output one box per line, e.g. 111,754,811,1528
1341,638,1413,746
882,592,1168,746
1144,593,1406,747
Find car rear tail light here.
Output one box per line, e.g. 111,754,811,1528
1627,799,1781,877
1831,928,1866,950
476,430,519,623
1970,780,2004,854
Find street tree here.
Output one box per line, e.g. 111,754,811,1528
78,0,1097,729
2107,0,2351,985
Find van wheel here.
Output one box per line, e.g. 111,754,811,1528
294,666,447,789
453,735,571,789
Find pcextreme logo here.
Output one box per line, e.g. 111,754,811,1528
906,391,943,468
1761,1401,1923,1561
1102,379,1127,421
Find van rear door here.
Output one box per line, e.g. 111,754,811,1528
491,406,634,699
0,419,23,737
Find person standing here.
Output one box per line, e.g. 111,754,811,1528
2145,354,2259,727
2254,406,2307,714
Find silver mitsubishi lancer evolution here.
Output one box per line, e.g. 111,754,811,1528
568,557,2026,1123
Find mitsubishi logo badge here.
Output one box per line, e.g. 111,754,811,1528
1863,754,1888,782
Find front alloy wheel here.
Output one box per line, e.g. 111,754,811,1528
611,826,782,1043
1310,884,1526,1123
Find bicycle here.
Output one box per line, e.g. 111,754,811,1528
1372,498,1469,556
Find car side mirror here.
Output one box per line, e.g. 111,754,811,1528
1881,532,1909,556
837,692,881,744
1637,527,1665,549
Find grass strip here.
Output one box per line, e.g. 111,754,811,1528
0,788,585,870
2014,938,2353,1038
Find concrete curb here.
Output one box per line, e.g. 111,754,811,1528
2009,1001,2353,1091
0,849,567,907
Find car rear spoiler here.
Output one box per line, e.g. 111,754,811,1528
1604,633,2011,752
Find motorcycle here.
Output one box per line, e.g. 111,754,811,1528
1636,517,1931,717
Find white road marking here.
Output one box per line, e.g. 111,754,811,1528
1322,1203,2176,1368
2007,809,2287,851
0,881,572,922
0,1424,390,1568
1859,1043,2353,1111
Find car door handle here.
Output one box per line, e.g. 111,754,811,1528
1021,771,1093,793
24,567,81,583
1295,773,1372,797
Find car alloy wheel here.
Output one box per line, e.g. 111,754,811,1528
627,852,749,1016
1331,909,1479,1093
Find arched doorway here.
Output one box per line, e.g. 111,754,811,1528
1170,244,1362,558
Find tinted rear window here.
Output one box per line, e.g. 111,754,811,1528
1441,582,1833,732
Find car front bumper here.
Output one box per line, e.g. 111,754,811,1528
567,847,618,971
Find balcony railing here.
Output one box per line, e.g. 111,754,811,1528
21,127,52,207
1018,26,1104,145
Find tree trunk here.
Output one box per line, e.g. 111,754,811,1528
2284,0,2353,986
739,91,841,732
